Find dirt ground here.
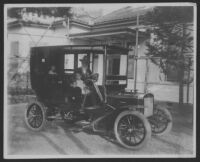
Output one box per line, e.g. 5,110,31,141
4,102,195,158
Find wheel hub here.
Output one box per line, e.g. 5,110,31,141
32,114,39,117
128,128,133,133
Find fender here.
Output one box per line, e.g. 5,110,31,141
99,105,135,130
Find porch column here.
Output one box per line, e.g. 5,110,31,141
134,13,139,93
144,58,149,93
103,46,107,102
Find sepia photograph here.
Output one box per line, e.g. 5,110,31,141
4,3,196,158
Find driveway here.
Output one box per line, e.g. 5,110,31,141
5,102,194,158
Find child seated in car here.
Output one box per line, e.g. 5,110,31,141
71,73,90,95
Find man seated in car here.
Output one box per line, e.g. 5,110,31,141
75,55,92,81
73,55,97,106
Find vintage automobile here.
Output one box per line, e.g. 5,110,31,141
25,45,172,150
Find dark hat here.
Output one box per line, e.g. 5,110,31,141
79,56,91,63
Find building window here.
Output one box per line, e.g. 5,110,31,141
10,41,19,56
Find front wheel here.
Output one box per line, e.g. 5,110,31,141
24,101,47,131
114,111,151,150
148,107,172,136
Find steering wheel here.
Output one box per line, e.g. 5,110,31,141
87,73,99,82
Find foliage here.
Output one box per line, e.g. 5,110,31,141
146,6,193,24
7,7,73,18
145,6,193,76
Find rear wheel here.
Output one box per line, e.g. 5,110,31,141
24,101,47,131
149,107,172,136
114,111,151,150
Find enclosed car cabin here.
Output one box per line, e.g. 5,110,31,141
30,45,129,101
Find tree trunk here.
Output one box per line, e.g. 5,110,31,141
179,67,184,108
179,24,186,108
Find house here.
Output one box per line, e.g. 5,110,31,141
6,6,194,104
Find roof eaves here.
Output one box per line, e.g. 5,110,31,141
7,18,92,30
69,27,135,38
7,19,55,29
52,18,92,29
7,20,21,27
92,17,148,31
70,19,92,29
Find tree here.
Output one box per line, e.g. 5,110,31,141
145,6,193,106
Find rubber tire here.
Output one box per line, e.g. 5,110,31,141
114,111,151,150
24,101,47,131
150,107,173,136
